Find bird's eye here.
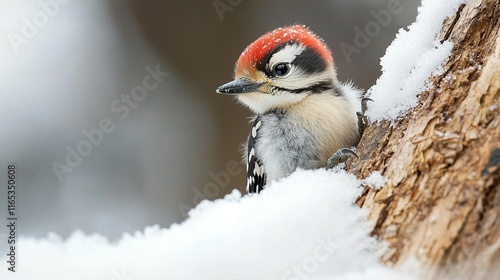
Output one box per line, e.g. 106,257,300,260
273,63,290,77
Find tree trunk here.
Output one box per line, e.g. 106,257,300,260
346,0,500,279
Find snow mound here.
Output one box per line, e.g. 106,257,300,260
0,169,415,280
367,0,466,121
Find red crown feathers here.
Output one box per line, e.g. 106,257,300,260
235,25,333,76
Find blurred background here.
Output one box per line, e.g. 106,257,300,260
0,0,420,241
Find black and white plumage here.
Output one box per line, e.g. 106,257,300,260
246,117,266,193
217,25,363,193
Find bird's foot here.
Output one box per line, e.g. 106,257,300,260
357,97,373,136
326,148,358,169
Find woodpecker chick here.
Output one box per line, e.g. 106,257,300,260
217,25,363,193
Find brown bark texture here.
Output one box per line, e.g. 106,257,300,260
346,0,500,279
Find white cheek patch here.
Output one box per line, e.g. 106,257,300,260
268,44,305,67
237,92,308,114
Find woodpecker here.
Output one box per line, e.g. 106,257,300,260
217,25,365,193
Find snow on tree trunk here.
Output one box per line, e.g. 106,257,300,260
347,0,500,279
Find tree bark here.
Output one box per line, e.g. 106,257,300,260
346,0,500,279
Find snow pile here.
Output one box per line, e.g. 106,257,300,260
367,0,466,121
0,169,415,280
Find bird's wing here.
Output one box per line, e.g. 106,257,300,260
246,117,266,193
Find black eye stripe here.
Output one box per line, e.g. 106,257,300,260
269,80,334,94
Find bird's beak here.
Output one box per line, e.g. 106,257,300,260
216,79,263,94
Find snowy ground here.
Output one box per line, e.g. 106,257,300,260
0,0,466,279
1,169,415,280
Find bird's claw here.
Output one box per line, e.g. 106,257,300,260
361,97,372,112
326,148,358,169
357,97,373,136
